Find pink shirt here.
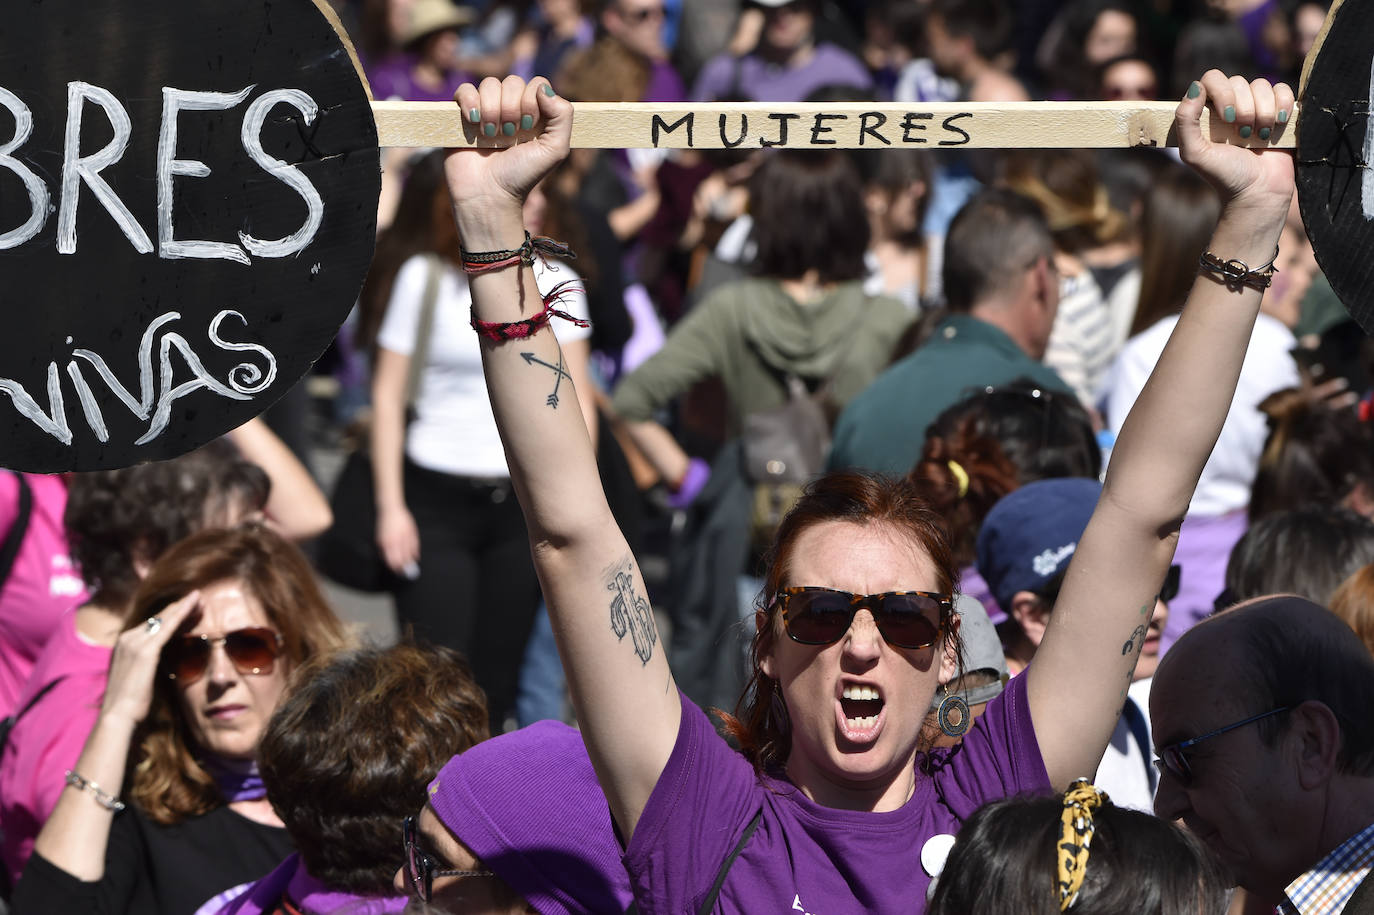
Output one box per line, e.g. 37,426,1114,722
0,609,111,886
0,473,87,717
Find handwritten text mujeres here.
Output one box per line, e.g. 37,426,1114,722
650,110,974,149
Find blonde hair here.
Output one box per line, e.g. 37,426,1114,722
1000,150,1126,253
123,525,351,824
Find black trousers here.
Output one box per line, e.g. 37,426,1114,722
393,459,541,732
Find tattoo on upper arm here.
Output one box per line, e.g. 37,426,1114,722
1117,601,1153,699
1120,624,1148,656
607,560,658,666
520,350,573,408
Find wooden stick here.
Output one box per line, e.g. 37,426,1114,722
371,100,1300,150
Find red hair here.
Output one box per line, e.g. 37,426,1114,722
1332,564,1374,659
909,414,1021,567
718,472,961,772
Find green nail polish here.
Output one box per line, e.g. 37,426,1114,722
543,84,555,97
483,122,496,137
1223,106,1236,123
1239,125,1252,138
1187,81,1201,99
468,108,480,123
1258,126,1271,140
520,114,534,131
1277,109,1289,123
502,121,516,136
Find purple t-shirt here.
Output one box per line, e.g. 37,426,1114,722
366,54,472,103
624,674,1049,913
691,43,873,103
1159,508,1249,655
644,59,687,103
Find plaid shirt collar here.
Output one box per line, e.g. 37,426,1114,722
1282,821,1374,915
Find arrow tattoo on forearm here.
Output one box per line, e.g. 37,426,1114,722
521,351,573,407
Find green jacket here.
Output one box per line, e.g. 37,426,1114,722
827,313,1069,474
611,278,912,436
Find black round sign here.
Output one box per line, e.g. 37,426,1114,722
0,0,379,471
1297,0,1374,335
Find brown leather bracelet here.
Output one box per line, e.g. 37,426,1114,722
1198,246,1279,292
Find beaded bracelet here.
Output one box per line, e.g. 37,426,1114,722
65,769,125,812
1198,246,1279,292
460,231,576,276
470,279,590,342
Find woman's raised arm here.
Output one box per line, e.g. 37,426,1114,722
30,593,200,880
1028,71,1298,786
444,76,679,839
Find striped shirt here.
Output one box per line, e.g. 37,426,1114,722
1282,822,1374,915
1044,268,1114,407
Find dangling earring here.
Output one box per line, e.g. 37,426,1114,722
769,679,790,728
936,685,970,738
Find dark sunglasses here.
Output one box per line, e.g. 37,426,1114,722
1153,706,1289,784
403,815,494,903
1160,564,1181,604
775,587,952,650
162,626,284,686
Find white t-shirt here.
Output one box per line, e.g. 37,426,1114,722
1100,312,1299,517
1094,677,1155,813
376,254,591,478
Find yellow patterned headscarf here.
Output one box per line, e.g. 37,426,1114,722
1056,779,1110,910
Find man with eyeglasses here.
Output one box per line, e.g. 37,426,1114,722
1150,596,1374,915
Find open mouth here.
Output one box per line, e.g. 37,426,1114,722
840,684,884,729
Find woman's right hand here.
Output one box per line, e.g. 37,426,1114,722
445,77,573,225
100,591,200,726
377,503,421,575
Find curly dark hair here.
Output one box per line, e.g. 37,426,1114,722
64,440,269,609
258,641,490,894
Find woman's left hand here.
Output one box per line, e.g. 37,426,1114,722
1176,71,1295,215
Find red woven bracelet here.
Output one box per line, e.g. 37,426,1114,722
470,280,590,342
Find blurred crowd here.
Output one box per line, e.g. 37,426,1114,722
1,1,1373,914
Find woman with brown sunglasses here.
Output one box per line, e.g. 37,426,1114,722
429,67,1292,912
14,526,349,915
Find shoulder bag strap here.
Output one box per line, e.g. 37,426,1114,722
403,253,445,410
696,810,764,915
7,674,65,732
0,472,33,588
1121,696,1156,794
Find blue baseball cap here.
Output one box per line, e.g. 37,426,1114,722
975,478,1103,612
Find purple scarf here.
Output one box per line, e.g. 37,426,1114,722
201,755,267,803
215,853,409,915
